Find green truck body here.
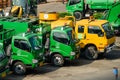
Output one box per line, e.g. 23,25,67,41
37,23,80,66
104,2,120,35
0,21,44,75
0,17,39,34
0,17,79,67
66,0,120,20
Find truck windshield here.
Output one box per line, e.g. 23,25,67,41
53,32,69,45
102,22,114,39
69,0,81,5
29,36,41,50
0,50,5,61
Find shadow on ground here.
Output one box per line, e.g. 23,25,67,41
104,48,120,60
3,63,60,80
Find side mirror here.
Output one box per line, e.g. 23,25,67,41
34,46,40,50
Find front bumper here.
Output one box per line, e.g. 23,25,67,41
65,53,80,61
105,43,116,53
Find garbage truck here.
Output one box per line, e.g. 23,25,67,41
39,12,116,60
66,0,120,20
103,2,120,35
37,23,80,66
0,16,80,66
51,16,116,59
0,22,44,75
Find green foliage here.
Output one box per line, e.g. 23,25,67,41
93,12,103,19
58,12,72,18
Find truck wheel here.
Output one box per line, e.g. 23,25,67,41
85,46,98,60
6,45,11,57
51,54,64,66
74,11,83,20
13,62,26,75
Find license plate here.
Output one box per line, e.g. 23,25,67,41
1,72,6,78
39,61,43,66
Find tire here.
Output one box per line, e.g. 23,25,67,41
73,11,83,20
85,46,98,60
13,62,26,75
51,54,64,67
6,45,11,57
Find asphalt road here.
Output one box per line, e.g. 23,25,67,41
37,1,67,16
3,48,120,80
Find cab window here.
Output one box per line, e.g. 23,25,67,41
14,39,30,51
69,0,81,5
78,25,84,33
53,32,69,44
88,26,102,34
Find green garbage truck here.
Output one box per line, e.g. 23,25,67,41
66,0,120,20
0,17,80,66
37,23,80,66
0,23,44,75
103,2,120,35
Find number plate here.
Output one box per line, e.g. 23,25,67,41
39,61,43,66
1,72,6,78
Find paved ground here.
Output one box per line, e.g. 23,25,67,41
37,1,67,16
2,1,120,80
3,48,120,80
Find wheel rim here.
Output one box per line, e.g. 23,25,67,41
87,47,98,59
15,65,24,74
54,56,63,66
74,12,82,20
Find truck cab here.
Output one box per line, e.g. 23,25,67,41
75,18,115,59
37,24,80,66
10,33,44,75
0,25,44,75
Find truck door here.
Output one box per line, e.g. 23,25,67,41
51,31,72,56
12,39,32,62
86,26,105,47
76,25,87,48
66,0,84,12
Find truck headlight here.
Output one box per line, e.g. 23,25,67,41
70,52,75,56
32,59,38,63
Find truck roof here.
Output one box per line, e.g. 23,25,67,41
53,26,72,31
76,19,108,26
51,19,74,29
14,32,37,39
